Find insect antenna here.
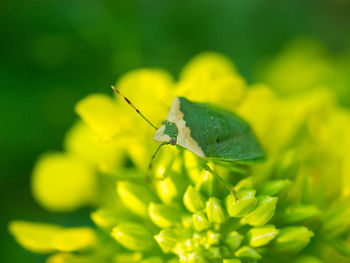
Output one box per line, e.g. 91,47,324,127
111,85,158,130
145,142,169,183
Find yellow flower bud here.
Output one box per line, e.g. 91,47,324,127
224,231,244,251
206,197,226,223
192,212,211,232
117,181,157,218
247,225,279,247
111,223,154,251
241,196,278,226
234,246,261,260
226,189,257,218
273,226,314,254
149,203,180,228
154,228,179,253
183,185,205,213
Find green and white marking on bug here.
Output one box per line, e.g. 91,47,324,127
111,86,265,200
153,97,264,161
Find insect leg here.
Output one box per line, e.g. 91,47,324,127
200,163,239,202
146,142,169,183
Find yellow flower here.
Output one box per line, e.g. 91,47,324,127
31,153,97,212
116,68,175,128
9,221,96,253
176,52,246,110
10,51,350,263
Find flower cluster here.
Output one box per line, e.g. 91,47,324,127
9,52,350,263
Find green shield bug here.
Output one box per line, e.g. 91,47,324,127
112,86,265,200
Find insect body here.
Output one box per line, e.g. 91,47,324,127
153,96,264,161
112,86,265,199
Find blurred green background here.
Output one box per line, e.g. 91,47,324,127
1,0,350,262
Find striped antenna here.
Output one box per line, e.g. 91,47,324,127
111,85,157,130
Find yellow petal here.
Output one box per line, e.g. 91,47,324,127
125,137,154,169
179,52,236,81
176,75,246,110
9,221,96,254
32,153,96,212
116,68,174,127
51,227,97,252
75,93,130,139
176,52,246,109
9,221,61,253
343,123,350,198
261,38,335,94
64,121,124,173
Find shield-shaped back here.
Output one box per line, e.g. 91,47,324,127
166,97,265,161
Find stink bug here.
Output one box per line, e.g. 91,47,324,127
112,86,265,199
